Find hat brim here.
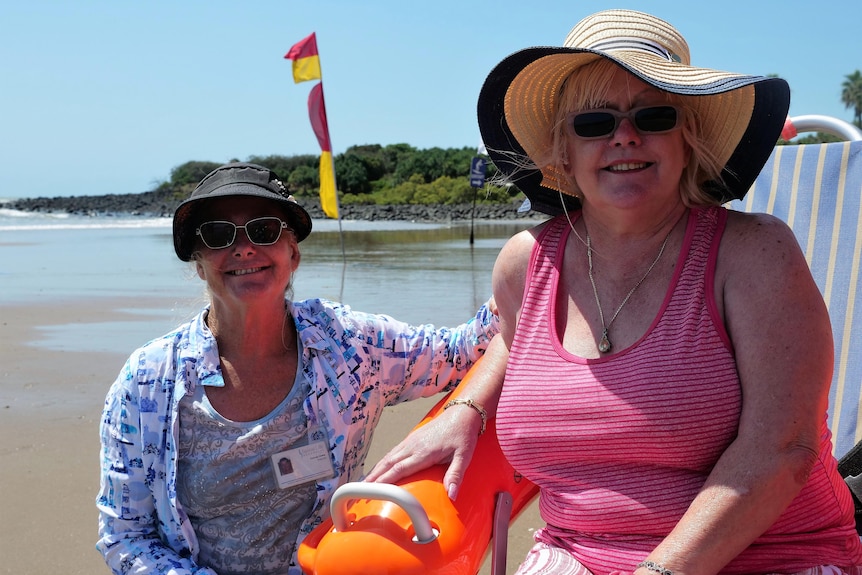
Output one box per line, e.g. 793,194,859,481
172,183,312,261
478,46,790,215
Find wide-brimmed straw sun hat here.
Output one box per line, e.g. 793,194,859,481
173,162,312,261
477,9,790,215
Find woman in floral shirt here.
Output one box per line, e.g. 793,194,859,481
96,162,502,575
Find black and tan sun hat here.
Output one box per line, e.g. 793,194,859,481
477,9,790,215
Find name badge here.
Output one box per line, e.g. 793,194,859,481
271,439,335,489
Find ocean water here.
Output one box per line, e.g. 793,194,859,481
0,206,539,354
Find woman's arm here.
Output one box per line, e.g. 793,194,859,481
366,229,537,498
365,334,508,498
638,212,833,575
492,228,535,350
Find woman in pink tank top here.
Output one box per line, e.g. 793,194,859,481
372,8,862,575
478,8,862,575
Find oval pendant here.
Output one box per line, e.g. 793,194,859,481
598,334,612,353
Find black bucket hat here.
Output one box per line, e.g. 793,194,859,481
477,9,790,215
172,162,312,261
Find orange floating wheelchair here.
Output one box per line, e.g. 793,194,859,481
298,357,539,575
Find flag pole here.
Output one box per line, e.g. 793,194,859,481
468,153,487,246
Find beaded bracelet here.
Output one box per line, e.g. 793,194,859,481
443,398,487,436
636,561,673,575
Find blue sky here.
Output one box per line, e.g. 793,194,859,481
2,0,859,199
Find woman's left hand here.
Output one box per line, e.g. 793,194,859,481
364,406,482,500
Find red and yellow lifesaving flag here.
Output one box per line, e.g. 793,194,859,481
285,33,321,83
285,33,339,219
307,83,338,219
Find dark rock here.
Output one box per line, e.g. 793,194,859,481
6,190,537,222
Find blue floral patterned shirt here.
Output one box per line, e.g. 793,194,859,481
96,297,498,574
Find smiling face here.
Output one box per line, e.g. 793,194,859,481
193,196,301,310
563,67,691,215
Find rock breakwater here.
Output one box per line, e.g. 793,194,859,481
6,189,538,222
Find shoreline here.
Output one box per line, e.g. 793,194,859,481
0,297,540,574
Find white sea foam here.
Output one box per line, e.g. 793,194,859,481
0,208,452,233
0,206,70,219
0,209,171,231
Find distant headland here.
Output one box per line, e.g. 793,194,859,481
5,188,538,223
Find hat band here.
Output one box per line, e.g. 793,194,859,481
587,37,681,63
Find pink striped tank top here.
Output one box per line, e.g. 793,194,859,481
497,206,862,574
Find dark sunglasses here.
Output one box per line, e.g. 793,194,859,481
567,105,681,139
195,216,289,250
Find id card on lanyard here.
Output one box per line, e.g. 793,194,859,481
270,422,335,489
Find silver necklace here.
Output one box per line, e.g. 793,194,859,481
561,190,591,250
586,229,671,353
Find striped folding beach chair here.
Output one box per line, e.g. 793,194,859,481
729,118,862,528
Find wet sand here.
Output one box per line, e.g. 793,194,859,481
0,297,539,574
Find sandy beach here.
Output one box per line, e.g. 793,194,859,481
0,296,540,574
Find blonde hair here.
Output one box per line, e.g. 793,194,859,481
534,59,726,207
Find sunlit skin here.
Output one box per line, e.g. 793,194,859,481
194,196,301,314
566,69,691,235
191,195,303,421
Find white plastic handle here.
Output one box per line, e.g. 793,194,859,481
329,482,438,543
787,114,862,141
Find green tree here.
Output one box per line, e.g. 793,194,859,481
286,165,318,197
336,152,373,195
157,145,529,208
392,146,475,184
247,154,318,180
169,161,222,187
841,70,862,128
380,144,416,174
343,145,387,182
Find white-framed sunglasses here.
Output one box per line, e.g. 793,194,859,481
195,216,289,250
